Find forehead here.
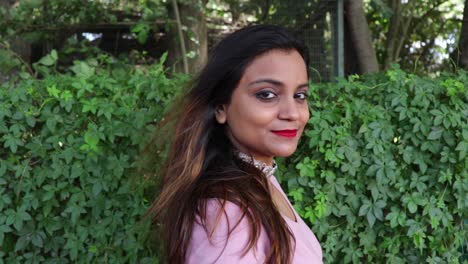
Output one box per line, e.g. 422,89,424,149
240,49,307,82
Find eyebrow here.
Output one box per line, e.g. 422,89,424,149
247,78,309,89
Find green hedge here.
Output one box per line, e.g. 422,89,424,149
0,53,185,263
278,66,467,263
1,53,467,263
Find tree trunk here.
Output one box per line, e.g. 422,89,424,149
1,0,32,64
344,0,379,73
384,0,400,69
457,0,468,68
166,0,208,74
384,0,415,70
344,16,360,76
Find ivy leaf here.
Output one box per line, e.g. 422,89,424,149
31,232,44,248
46,117,57,132
462,129,468,141
14,235,29,251
427,127,443,140
386,208,401,228
13,209,32,231
26,115,36,127
47,84,61,98
89,244,98,254
455,141,467,160
0,224,12,245
37,50,58,66
3,134,23,153
296,157,317,178
367,211,376,228
289,187,304,202
84,131,99,149
92,182,102,196
81,98,99,114
131,22,150,44
408,201,417,214
71,61,95,79
403,147,414,164
359,200,371,216
414,156,428,174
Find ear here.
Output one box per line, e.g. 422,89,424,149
215,105,227,124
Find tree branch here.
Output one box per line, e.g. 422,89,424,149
171,0,189,74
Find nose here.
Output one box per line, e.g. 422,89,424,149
278,96,300,121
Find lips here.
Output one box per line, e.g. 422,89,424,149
272,129,298,138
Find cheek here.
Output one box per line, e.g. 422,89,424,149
300,105,310,127
228,106,276,132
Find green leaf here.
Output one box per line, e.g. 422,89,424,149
0,160,7,177
289,187,304,202
26,116,36,127
455,141,467,160
89,244,98,253
462,129,468,141
81,98,99,114
92,182,102,196
408,201,417,214
373,200,386,221
46,118,57,132
0,224,12,245
13,209,31,231
131,22,150,44
50,49,58,61
38,50,58,66
386,208,401,228
427,127,443,140
359,201,371,216
42,191,54,201
71,61,95,79
367,211,376,227
14,235,29,251
3,135,23,153
84,131,100,149
31,232,44,248
47,84,60,98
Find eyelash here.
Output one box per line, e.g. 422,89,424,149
256,91,276,100
294,92,308,100
255,91,308,101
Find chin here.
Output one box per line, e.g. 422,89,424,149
272,147,297,157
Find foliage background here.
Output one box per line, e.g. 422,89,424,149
278,66,467,263
0,53,186,263
1,51,466,262
0,0,467,263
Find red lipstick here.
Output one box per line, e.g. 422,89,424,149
272,129,298,138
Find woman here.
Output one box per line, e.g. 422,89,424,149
146,25,323,264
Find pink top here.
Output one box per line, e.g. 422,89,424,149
186,176,323,263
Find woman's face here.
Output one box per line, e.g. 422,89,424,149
215,49,310,165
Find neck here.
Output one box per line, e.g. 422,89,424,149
235,151,277,177
256,156,274,166
227,132,274,166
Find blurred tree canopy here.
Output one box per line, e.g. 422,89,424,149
0,0,167,63
365,0,466,72
0,0,467,77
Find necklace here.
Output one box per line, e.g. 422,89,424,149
236,152,277,177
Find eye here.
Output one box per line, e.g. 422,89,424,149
294,92,308,100
255,91,277,100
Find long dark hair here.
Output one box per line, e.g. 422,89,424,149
144,24,310,264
